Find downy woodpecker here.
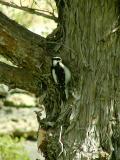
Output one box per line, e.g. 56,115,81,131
51,57,71,101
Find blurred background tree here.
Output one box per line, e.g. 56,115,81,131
0,0,57,36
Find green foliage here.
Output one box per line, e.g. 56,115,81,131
0,136,30,160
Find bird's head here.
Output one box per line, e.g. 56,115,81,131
52,57,62,66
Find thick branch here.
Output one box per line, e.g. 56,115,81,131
0,11,49,71
0,0,58,22
0,62,38,93
0,12,55,93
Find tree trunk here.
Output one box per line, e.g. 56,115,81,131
41,0,120,160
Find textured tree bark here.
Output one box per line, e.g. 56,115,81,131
0,11,51,94
42,0,120,160
0,1,120,160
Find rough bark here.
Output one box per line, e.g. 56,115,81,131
0,11,51,94
0,1,120,160
41,0,120,160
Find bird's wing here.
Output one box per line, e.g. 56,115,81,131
64,66,71,85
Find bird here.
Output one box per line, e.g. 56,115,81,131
51,57,71,101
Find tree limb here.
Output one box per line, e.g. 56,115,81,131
0,12,53,93
0,11,49,70
0,0,58,22
0,61,38,93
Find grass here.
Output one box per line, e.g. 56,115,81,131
0,135,30,160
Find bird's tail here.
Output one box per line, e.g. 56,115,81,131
59,86,68,102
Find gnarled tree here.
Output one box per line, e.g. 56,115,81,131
0,0,120,160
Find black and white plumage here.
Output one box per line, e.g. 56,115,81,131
51,57,71,101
